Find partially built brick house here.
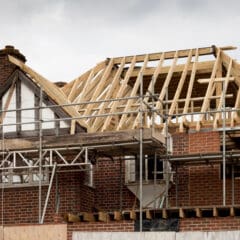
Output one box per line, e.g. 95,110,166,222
0,45,240,239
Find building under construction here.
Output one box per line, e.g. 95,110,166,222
0,45,240,239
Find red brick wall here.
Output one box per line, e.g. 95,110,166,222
0,171,95,224
169,131,240,207
94,158,135,211
0,158,135,224
172,131,220,155
180,217,240,231
0,55,16,87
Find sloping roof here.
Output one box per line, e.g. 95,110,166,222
8,55,89,132
8,45,240,133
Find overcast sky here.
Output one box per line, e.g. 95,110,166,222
0,0,239,83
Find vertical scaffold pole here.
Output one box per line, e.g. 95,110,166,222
39,88,43,223
139,72,143,232
222,79,226,206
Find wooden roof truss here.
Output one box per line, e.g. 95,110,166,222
8,45,240,133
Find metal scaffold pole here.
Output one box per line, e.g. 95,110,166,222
165,87,169,208
39,88,43,223
222,79,226,206
139,72,143,232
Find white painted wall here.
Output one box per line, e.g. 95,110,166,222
21,81,35,130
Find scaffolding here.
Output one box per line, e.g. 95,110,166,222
1,45,240,230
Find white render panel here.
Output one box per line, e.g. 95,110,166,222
2,88,16,132
21,81,35,130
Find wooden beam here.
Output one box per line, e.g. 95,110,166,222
181,49,199,131
179,208,185,218
195,208,202,218
83,212,95,222
168,50,192,120
197,77,234,84
102,56,137,131
213,59,233,128
67,213,80,222
132,53,165,129
130,210,136,220
114,211,122,221
113,46,236,64
98,212,110,222
127,60,215,78
213,207,218,217
92,57,126,132
83,59,114,117
196,50,221,131
117,54,149,130
156,51,179,111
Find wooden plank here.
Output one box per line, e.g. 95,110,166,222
197,77,234,84
181,49,199,131
132,53,165,129
0,128,164,151
102,56,137,131
168,50,193,120
92,57,126,132
213,59,233,128
8,55,89,131
117,54,149,130
156,51,179,111
113,46,235,64
196,50,221,131
127,60,215,78
83,59,114,117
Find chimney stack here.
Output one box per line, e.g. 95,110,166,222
0,45,26,87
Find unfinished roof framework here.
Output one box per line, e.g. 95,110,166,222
1,45,240,226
